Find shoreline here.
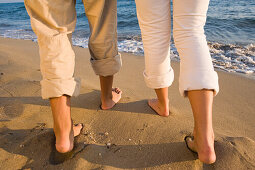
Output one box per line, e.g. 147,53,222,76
0,37,255,169
1,36,254,79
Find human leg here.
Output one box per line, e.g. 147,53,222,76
99,76,122,110
50,96,83,153
135,0,174,116
83,0,122,109
24,0,82,153
172,0,219,164
148,88,169,117
172,0,219,96
186,90,216,164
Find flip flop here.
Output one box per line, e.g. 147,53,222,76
50,121,84,165
184,135,198,154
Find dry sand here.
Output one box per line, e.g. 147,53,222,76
0,37,255,169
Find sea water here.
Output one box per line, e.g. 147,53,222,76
0,0,254,74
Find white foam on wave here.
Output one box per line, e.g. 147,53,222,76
1,30,254,75
0,29,37,41
72,38,145,54
72,37,89,48
118,39,144,54
117,38,255,74
209,43,255,74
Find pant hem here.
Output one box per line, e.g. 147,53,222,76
90,53,122,76
179,69,219,97
41,77,81,99
144,68,174,89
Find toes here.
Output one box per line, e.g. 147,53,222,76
74,123,83,129
115,88,120,94
187,137,193,147
112,87,122,94
73,123,83,137
185,136,197,153
118,90,122,95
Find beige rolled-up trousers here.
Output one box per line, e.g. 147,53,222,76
136,0,219,96
24,0,122,99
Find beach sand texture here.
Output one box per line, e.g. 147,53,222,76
0,38,255,169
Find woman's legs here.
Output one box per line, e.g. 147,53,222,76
172,0,219,97
148,88,169,117
173,0,218,164
135,0,174,116
187,90,216,164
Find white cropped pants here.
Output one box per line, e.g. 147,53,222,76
135,0,219,96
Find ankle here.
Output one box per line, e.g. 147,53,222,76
194,129,214,148
53,124,71,135
158,99,169,109
53,118,71,132
101,97,112,106
101,91,113,100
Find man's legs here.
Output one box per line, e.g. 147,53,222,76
25,0,82,153
100,76,122,110
83,0,122,109
50,96,82,153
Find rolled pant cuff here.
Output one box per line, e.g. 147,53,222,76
144,68,174,89
41,77,81,99
179,69,219,97
90,53,122,77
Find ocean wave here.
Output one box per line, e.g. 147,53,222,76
71,35,255,74
209,43,255,74
77,13,86,19
118,20,139,28
0,23,12,27
1,30,254,75
0,29,36,40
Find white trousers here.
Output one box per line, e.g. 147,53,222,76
136,0,219,96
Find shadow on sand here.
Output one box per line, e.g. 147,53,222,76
0,127,197,169
0,90,158,120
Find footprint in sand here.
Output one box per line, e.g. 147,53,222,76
2,100,24,119
0,125,88,168
211,136,255,169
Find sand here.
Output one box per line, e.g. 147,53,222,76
0,37,255,170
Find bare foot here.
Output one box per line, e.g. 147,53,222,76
185,132,216,164
101,88,122,110
55,123,83,153
73,123,83,137
148,99,169,117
